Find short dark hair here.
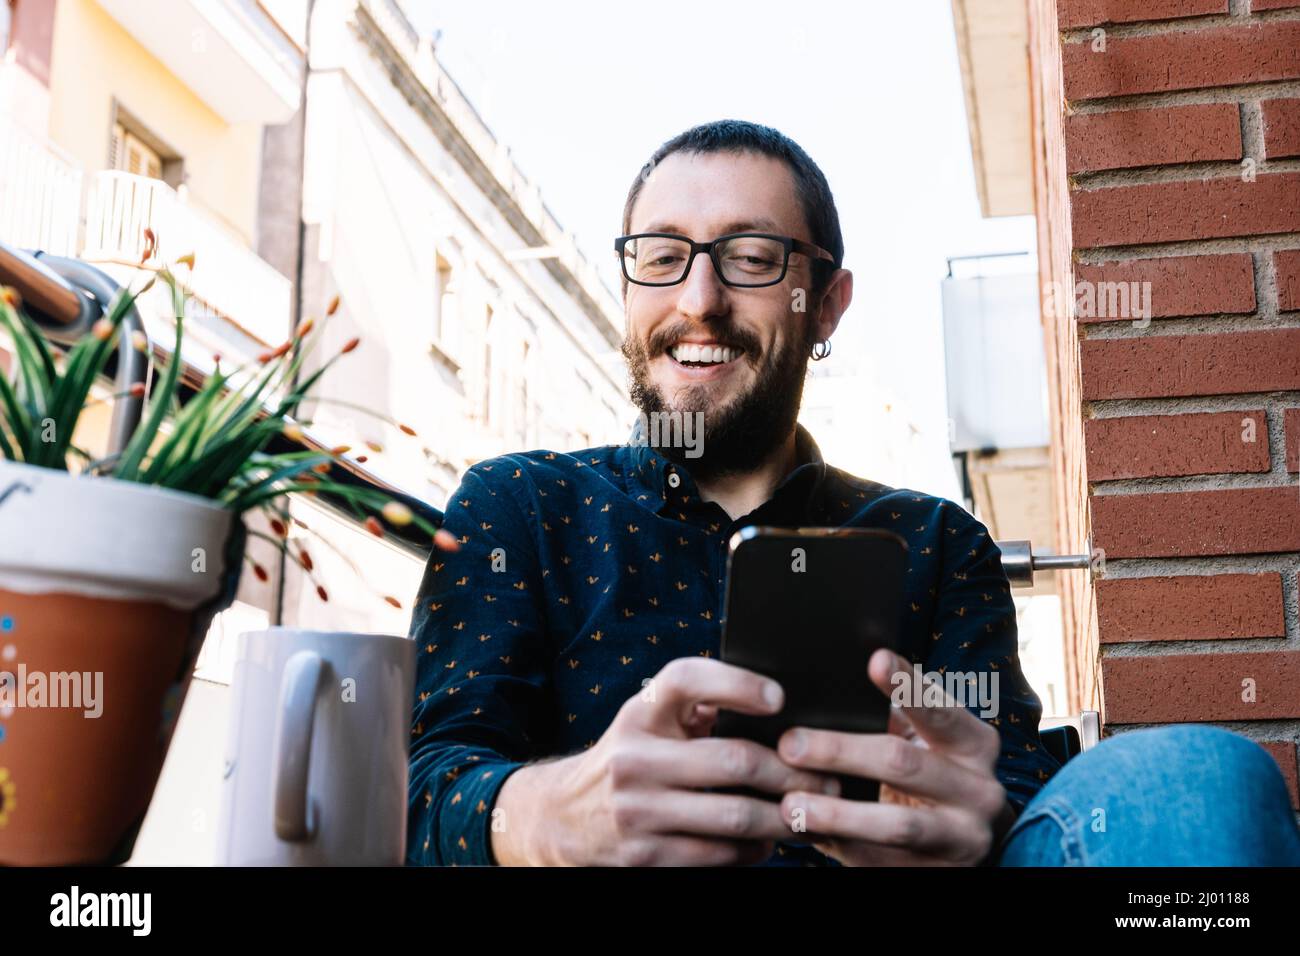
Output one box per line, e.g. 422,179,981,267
621,119,844,296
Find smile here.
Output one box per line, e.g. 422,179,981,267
667,343,744,368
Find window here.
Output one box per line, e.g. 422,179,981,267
433,253,453,347
110,123,162,180
482,304,494,426
108,105,183,186
517,340,530,444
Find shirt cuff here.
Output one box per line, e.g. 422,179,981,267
435,758,528,866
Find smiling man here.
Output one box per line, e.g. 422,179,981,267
406,120,1300,867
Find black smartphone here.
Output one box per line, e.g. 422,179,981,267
711,526,909,802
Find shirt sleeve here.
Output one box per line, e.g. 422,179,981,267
924,504,1062,819
406,462,552,865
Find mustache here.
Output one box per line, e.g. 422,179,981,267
644,321,761,359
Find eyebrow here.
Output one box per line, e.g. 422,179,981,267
637,217,785,236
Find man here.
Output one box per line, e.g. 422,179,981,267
407,120,1300,867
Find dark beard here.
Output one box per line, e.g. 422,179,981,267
621,317,816,482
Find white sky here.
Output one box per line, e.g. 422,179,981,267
403,0,1038,499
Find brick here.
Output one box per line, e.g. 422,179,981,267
1085,410,1269,479
1286,407,1300,472
1071,174,1300,248
1252,0,1300,9
1096,573,1285,642
1278,249,1300,312
1058,0,1227,29
1080,329,1300,400
1258,740,1299,810
1101,651,1300,722
1262,98,1300,159
1091,486,1300,558
1065,103,1241,173
1063,21,1300,101
1073,254,1254,322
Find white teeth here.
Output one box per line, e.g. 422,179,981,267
670,344,740,365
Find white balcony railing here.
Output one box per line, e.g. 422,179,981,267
82,171,291,346
0,119,83,256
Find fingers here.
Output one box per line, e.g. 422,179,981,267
867,648,1000,764
682,702,719,739
613,836,775,867
612,789,801,843
780,791,992,864
621,736,841,797
776,726,1002,812
630,657,783,736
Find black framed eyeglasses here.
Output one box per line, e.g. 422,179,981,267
613,232,836,288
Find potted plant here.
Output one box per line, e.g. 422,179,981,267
0,240,454,865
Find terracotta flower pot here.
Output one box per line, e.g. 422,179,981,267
0,459,243,865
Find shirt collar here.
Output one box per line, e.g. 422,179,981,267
620,419,828,522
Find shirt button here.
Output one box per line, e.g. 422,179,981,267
667,472,681,489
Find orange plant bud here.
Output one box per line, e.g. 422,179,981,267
252,562,269,582
299,547,314,571
341,337,360,354
398,423,417,436
326,294,341,316
283,424,304,442
92,319,114,341
355,455,368,463
175,252,195,269
384,596,402,609
0,286,20,309
364,516,384,537
316,584,329,602
128,382,146,399
433,528,461,552
294,318,315,339
270,518,288,537
382,501,413,526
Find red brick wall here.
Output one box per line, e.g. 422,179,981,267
1036,0,1300,807
1030,0,1098,719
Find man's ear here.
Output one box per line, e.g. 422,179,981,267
813,268,853,342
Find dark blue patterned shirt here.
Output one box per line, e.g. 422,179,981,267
406,425,1061,866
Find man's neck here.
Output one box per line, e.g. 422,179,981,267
693,430,799,521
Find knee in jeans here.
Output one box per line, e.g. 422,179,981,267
1098,725,1282,788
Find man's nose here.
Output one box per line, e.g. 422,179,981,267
673,251,729,324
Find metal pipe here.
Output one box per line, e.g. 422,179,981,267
996,539,1093,589
31,254,149,456
0,241,89,330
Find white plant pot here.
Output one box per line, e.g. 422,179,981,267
0,459,241,864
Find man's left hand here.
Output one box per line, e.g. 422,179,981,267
774,648,1015,866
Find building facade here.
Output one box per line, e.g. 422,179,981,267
0,0,632,862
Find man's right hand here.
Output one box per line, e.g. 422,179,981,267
490,657,841,866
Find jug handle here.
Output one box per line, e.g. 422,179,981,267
272,650,324,841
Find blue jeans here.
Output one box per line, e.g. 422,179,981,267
995,725,1300,866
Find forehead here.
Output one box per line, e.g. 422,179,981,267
629,150,806,239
